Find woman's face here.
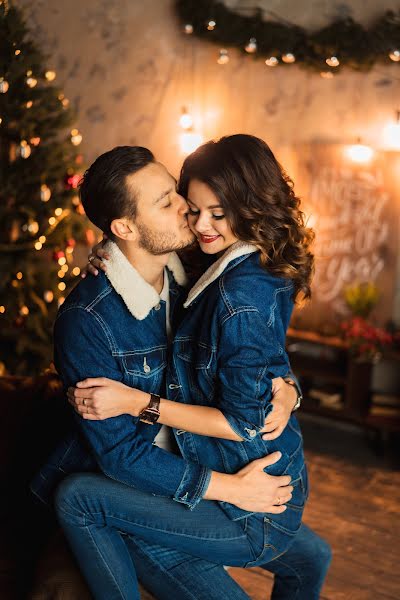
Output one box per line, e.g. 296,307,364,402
186,179,238,255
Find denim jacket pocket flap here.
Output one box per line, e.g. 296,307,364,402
122,347,167,378
176,341,213,369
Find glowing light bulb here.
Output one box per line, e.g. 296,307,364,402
345,142,374,164
245,38,257,53
326,56,340,67
40,184,51,202
217,49,229,65
45,70,56,81
179,109,193,130
184,24,193,34
282,53,296,63
58,282,66,291
389,50,400,62
207,20,216,31
265,57,278,67
26,76,37,88
320,71,334,79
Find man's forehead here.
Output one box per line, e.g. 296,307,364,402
126,161,174,189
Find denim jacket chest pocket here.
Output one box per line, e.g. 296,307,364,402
175,340,215,404
120,347,167,393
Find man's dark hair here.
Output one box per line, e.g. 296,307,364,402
79,145,154,236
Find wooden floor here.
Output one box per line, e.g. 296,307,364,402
229,415,400,599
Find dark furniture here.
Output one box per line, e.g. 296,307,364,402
0,373,154,600
287,328,400,434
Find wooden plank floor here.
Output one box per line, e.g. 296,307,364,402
229,415,400,599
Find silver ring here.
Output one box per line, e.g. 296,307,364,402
88,255,95,263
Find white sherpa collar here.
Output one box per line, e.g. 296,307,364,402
183,241,258,308
103,240,188,320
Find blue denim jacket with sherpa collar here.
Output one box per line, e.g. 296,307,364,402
168,241,307,522
31,240,211,509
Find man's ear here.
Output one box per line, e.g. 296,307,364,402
110,218,137,241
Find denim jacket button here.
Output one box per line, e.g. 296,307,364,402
144,364,151,373
154,303,161,311
249,430,257,438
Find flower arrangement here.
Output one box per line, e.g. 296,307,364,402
341,317,393,362
343,282,379,318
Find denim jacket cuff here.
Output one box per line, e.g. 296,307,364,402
173,463,212,510
223,412,264,442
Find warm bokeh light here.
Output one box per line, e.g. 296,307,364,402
345,143,374,164
383,112,400,150
179,109,193,130
179,131,203,155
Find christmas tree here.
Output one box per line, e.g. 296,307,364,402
0,1,88,375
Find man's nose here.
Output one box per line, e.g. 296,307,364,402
176,194,189,214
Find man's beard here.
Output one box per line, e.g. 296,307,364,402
136,221,195,256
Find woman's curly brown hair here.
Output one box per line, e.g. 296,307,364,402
178,134,315,302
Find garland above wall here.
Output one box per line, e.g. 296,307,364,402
175,0,400,73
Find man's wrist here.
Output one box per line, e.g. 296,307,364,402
204,471,237,503
130,389,151,417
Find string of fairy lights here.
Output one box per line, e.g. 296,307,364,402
175,3,400,155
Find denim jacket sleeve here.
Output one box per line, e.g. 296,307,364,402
54,307,211,509
217,309,290,442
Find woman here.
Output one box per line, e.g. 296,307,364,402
60,135,329,599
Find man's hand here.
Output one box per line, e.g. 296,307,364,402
206,452,292,513
261,377,297,441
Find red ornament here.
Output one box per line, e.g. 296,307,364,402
65,173,81,190
66,238,76,248
53,250,65,261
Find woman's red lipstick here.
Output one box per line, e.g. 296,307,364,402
199,234,220,243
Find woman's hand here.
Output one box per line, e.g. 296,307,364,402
67,377,149,420
261,377,297,441
81,235,110,278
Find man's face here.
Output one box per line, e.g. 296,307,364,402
126,162,195,255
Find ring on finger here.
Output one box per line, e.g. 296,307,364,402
88,255,95,263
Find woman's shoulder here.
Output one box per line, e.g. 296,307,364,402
222,254,293,298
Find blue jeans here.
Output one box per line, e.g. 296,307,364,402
55,473,331,600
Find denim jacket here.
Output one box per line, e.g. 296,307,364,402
31,241,211,509
168,242,307,521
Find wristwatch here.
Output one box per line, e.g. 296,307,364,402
138,393,161,424
282,377,302,412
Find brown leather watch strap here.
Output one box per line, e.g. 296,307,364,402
138,393,161,424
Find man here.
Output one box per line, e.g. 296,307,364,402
33,146,331,599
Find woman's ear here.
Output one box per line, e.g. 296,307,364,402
110,218,137,241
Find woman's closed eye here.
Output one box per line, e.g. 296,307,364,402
188,206,225,220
